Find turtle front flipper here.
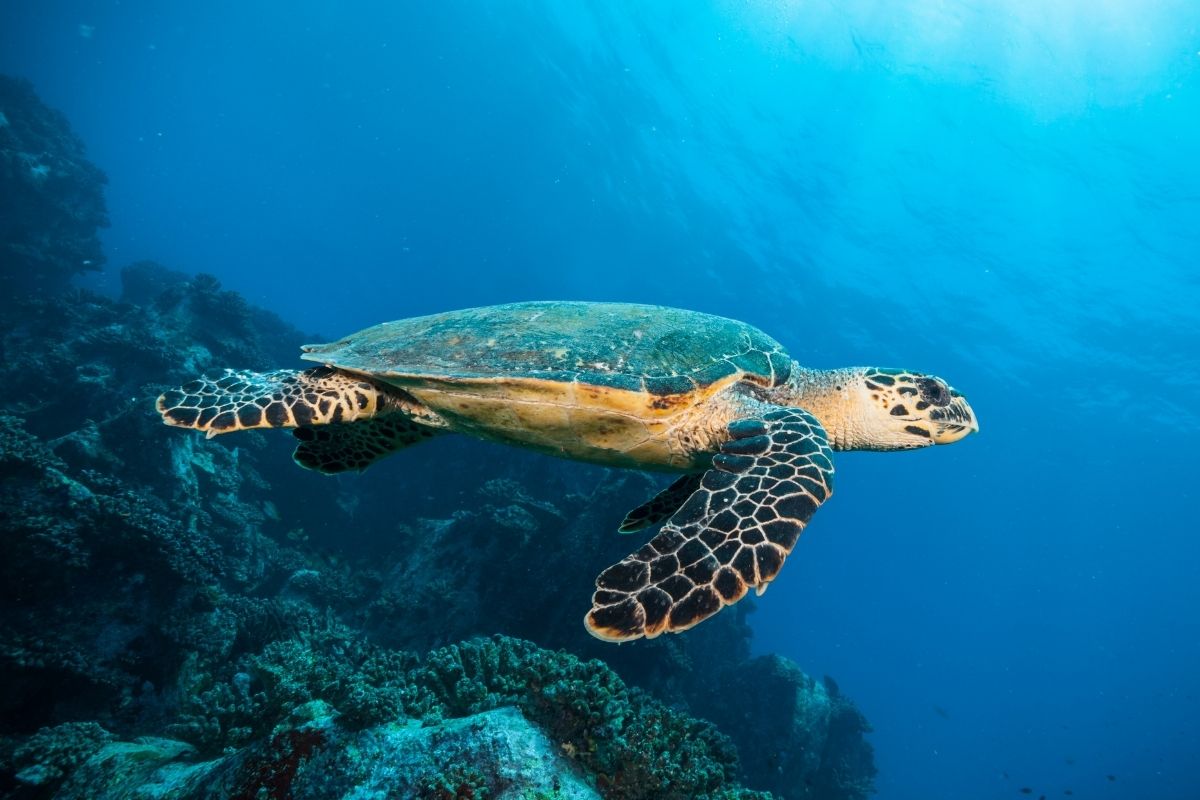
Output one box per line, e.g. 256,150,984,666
586,407,834,642
618,474,703,533
157,367,404,438
292,416,444,474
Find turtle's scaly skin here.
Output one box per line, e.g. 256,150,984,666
156,301,979,643
587,405,834,641
293,416,444,474
618,474,703,533
155,367,386,437
155,367,437,439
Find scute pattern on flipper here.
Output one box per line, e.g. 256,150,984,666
618,473,703,533
156,367,383,437
586,407,834,642
292,416,443,474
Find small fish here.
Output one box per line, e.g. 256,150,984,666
1106,774,1117,782
933,704,951,719
1019,789,1033,795
1064,791,1074,796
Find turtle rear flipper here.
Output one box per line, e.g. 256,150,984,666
618,473,702,533
292,416,444,474
157,367,413,438
586,406,834,641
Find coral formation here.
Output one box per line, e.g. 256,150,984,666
37,643,780,800
4,722,115,789
412,636,751,800
50,705,597,800
0,76,876,800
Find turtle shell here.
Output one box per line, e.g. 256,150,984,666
300,301,791,394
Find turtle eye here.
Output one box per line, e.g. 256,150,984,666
916,377,951,407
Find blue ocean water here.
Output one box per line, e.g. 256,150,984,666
3,1,1197,798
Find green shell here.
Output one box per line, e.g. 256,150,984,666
300,301,791,396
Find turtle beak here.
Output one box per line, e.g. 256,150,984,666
929,397,978,444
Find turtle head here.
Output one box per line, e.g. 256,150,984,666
778,366,977,451
847,367,978,450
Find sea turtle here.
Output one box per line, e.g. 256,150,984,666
157,301,977,642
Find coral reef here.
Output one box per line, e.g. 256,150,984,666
0,76,108,300
411,636,750,800
48,705,604,800
2,722,115,789
10,639,775,800
0,76,875,800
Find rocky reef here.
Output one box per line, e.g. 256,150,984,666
0,76,876,800
10,638,772,800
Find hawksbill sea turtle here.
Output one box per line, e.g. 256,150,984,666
157,301,978,642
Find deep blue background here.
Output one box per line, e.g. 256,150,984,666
3,2,1198,798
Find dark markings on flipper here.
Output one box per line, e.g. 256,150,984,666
156,367,423,438
586,405,834,642
618,473,704,533
292,415,444,474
